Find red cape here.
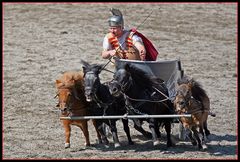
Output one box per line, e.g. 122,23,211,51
131,28,159,61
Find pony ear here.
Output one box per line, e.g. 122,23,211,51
55,80,62,85
55,79,62,88
81,60,89,73
82,66,87,74
81,62,89,75
114,57,122,70
124,63,131,72
177,78,181,86
188,78,195,88
96,64,104,74
56,79,61,84
81,59,89,66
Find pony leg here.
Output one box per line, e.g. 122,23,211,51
188,130,197,146
102,123,111,137
203,121,210,136
199,123,205,142
201,112,210,141
96,121,109,146
63,121,71,149
78,121,90,147
201,96,214,138
198,125,208,150
192,127,203,150
109,120,120,148
203,112,211,137
92,119,103,144
164,121,173,147
132,119,152,139
203,121,210,137
154,121,161,139
121,119,134,145
179,123,187,141
149,118,160,146
199,119,208,150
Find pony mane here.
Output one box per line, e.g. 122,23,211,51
127,64,162,89
81,59,104,77
178,76,208,102
56,70,84,90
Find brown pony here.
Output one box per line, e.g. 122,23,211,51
174,76,214,150
55,71,101,148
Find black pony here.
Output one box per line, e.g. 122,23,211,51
81,60,135,148
108,61,175,147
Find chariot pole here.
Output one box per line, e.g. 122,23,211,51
60,114,191,120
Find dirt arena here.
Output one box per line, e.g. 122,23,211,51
3,3,238,159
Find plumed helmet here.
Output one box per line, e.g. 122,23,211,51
108,8,124,29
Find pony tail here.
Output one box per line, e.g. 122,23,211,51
191,80,208,102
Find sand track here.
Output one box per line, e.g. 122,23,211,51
3,3,237,159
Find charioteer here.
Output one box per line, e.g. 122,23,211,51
101,8,158,61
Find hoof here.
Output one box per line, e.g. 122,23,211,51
102,138,109,145
191,140,197,146
205,134,212,143
114,142,121,148
202,144,208,150
170,136,177,146
85,142,91,147
204,137,210,143
129,141,134,145
167,141,174,147
104,144,110,148
144,132,152,139
198,144,207,151
96,139,102,144
65,143,70,149
153,140,160,146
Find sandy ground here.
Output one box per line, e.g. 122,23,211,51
3,3,238,160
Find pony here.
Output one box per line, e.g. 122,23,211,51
81,60,136,148
108,61,175,147
55,71,102,148
173,76,214,150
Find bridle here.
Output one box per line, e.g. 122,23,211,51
84,71,114,114
112,71,172,115
55,88,77,113
113,69,133,93
84,71,99,99
175,86,196,114
119,76,133,92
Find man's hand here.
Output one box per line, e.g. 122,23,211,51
102,50,117,59
109,50,116,57
134,41,146,61
140,50,146,61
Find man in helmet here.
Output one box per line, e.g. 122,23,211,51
101,8,146,61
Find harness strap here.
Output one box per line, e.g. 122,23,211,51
125,99,147,115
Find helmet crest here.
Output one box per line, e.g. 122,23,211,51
108,8,124,29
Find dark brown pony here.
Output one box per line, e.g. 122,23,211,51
55,71,101,148
174,76,214,150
